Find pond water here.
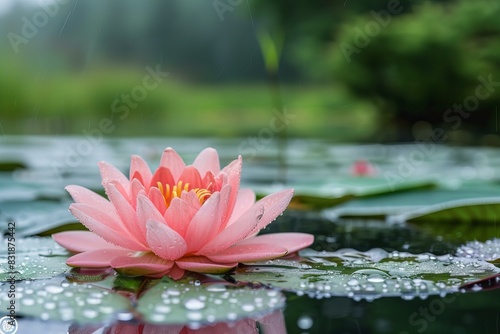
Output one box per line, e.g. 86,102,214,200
0,136,499,334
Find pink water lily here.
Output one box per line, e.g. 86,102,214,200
53,147,313,279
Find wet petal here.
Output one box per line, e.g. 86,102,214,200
206,243,287,263
165,265,185,280
66,249,131,267
227,188,256,226
130,155,152,187
253,189,294,232
107,181,147,245
98,161,130,195
69,203,146,250
52,231,124,253
110,252,173,276
164,197,198,237
136,194,168,237
178,165,202,189
149,186,167,215
66,185,111,208
146,219,187,261
130,178,146,208
149,166,175,190
196,204,264,256
238,232,314,254
218,156,242,225
192,147,220,176
175,256,237,274
184,185,231,253
159,147,186,181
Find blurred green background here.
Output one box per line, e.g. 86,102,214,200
1,0,500,144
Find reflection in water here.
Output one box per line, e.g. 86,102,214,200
68,310,286,334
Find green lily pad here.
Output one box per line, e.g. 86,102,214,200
0,237,70,281
392,197,500,224
0,276,132,323
136,278,285,325
253,177,435,209
232,249,500,301
456,239,500,263
326,181,500,219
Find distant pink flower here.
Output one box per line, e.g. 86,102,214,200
350,160,376,177
53,147,313,279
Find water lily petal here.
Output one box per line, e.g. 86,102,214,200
69,203,146,250
165,265,185,280
130,154,152,187
196,204,264,256
149,166,175,190
175,256,237,274
53,231,124,253
159,147,186,181
146,219,187,261
253,189,294,232
164,197,198,237
144,324,184,334
227,188,256,226
107,181,148,246
193,147,220,176
136,194,168,237
184,185,231,253
260,311,288,334
66,249,131,267
218,156,242,225
98,161,130,195
149,186,167,215
130,178,146,208
66,185,112,209
206,243,287,263
237,232,314,254
178,165,203,189
110,252,173,276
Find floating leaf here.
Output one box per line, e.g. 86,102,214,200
232,249,500,301
325,182,500,220
254,177,435,209
136,278,285,326
392,197,500,224
0,276,132,323
455,238,500,262
0,237,70,281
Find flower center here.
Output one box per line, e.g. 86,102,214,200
157,181,211,208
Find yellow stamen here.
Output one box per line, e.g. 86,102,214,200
156,180,212,208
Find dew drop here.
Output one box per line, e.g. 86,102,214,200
82,309,98,319
44,285,64,294
185,298,206,310
22,298,35,306
241,304,255,312
187,311,203,321
155,304,172,314
297,315,313,329
206,284,227,292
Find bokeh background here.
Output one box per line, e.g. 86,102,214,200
1,0,500,144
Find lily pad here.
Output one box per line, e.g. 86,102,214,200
456,239,500,263
0,237,70,281
325,181,500,220
0,276,132,323
253,177,435,209
136,278,285,326
232,249,500,301
391,197,500,224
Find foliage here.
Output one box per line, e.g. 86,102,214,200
329,0,500,140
